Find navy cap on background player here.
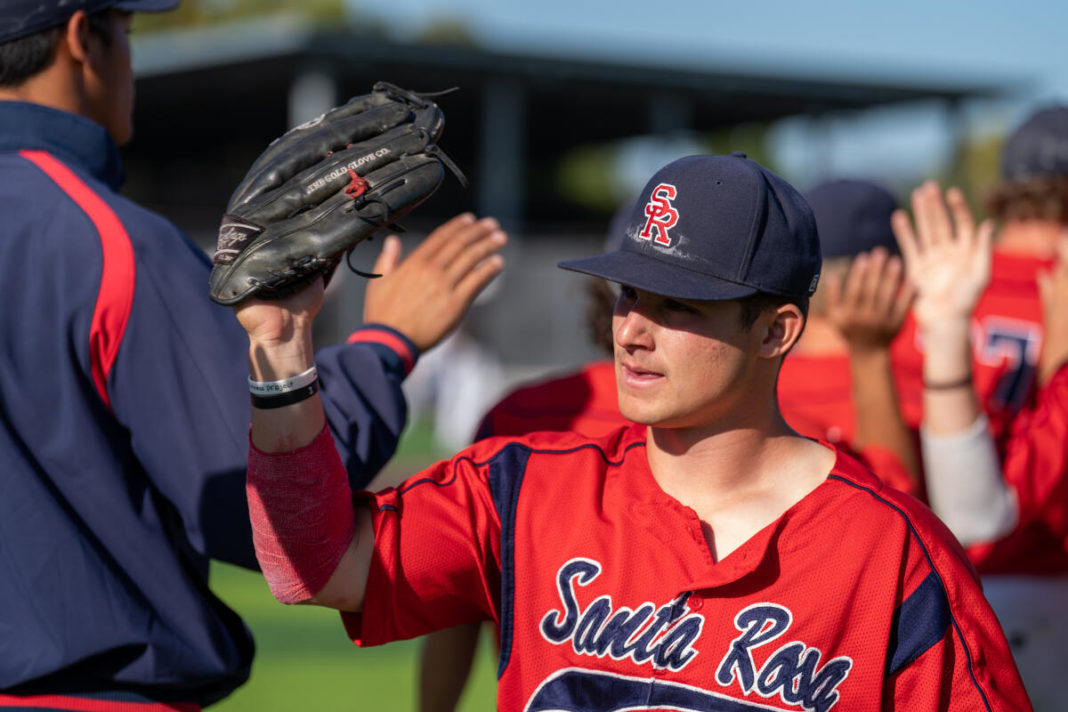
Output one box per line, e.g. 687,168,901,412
559,152,821,301
0,0,178,45
804,178,899,259
1000,104,1068,181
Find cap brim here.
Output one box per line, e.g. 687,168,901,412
559,250,758,302
113,0,179,12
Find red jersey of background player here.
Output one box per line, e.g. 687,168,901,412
484,359,920,497
338,424,1028,711
967,364,1068,574
778,350,921,496
475,361,623,440
896,250,1059,574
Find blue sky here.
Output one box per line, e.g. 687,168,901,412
362,0,1066,187
368,0,1063,97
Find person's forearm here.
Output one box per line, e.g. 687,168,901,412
850,347,919,482
921,318,980,435
248,320,324,453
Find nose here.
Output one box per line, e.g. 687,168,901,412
614,296,653,351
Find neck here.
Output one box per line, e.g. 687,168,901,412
645,401,797,494
996,220,1064,259
0,51,87,120
644,411,834,562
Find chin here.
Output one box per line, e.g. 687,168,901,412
618,401,669,427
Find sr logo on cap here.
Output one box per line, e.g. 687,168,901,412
639,183,679,247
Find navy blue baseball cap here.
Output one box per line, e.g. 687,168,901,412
559,153,821,301
1001,105,1068,181
0,0,178,45
804,179,899,259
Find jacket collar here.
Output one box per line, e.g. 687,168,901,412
0,101,124,190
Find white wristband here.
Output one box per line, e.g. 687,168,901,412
248,365,318,396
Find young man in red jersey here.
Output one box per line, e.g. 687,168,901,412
236,153,1029,710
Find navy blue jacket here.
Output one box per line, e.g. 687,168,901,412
0,102,417,706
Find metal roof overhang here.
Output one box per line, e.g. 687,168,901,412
125,20,1007,231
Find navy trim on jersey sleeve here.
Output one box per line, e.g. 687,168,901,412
486,443,532,680
827,474,993,711
885,571,951,675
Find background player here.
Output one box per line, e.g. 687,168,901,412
779,178,920,493
893,105,1067,444
895,107,1068,710
893,178,1068,709
0,1,506,704
236,153,1029,710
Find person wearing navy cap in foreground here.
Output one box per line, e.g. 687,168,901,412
0,1,510,709
233,153,1030,710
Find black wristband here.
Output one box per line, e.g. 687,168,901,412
250,379,320,409
923,375,973,390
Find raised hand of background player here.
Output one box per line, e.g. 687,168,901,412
363,213,507,352
825,246,920,481
825,246,915,353
1037,234,1068,386
891,181,994,327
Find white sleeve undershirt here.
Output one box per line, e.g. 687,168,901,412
921,414,1018,547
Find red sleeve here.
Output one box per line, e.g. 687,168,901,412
341,443,506,646
879,492,1033,711
882,626,1031,711
1000,364,1068,541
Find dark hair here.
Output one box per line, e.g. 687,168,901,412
585,279,616,356
985,176,1068,224
738,291,809,329
0,10,114,87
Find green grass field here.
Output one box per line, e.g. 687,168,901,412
209,421,498,710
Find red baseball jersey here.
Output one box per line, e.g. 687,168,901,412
338,424,1029,711
777,352,920,496
476,361,625,440
965,365,1068,574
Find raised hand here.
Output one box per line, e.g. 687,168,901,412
363,213,507,352
825,246,920,482
891,181,994,327
825,247,915,353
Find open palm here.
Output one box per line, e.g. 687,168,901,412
890,181,993,328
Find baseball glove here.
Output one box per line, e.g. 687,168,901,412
208,81,466,305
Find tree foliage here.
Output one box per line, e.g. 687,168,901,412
132,0,347,32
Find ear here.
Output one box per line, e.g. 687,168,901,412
62,11,92,65
756,303,805,360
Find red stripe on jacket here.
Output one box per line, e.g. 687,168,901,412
347,328,415,375
20,150,135,412
0,693,198,712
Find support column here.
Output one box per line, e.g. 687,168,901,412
288,66,338,128
478,77,527,233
